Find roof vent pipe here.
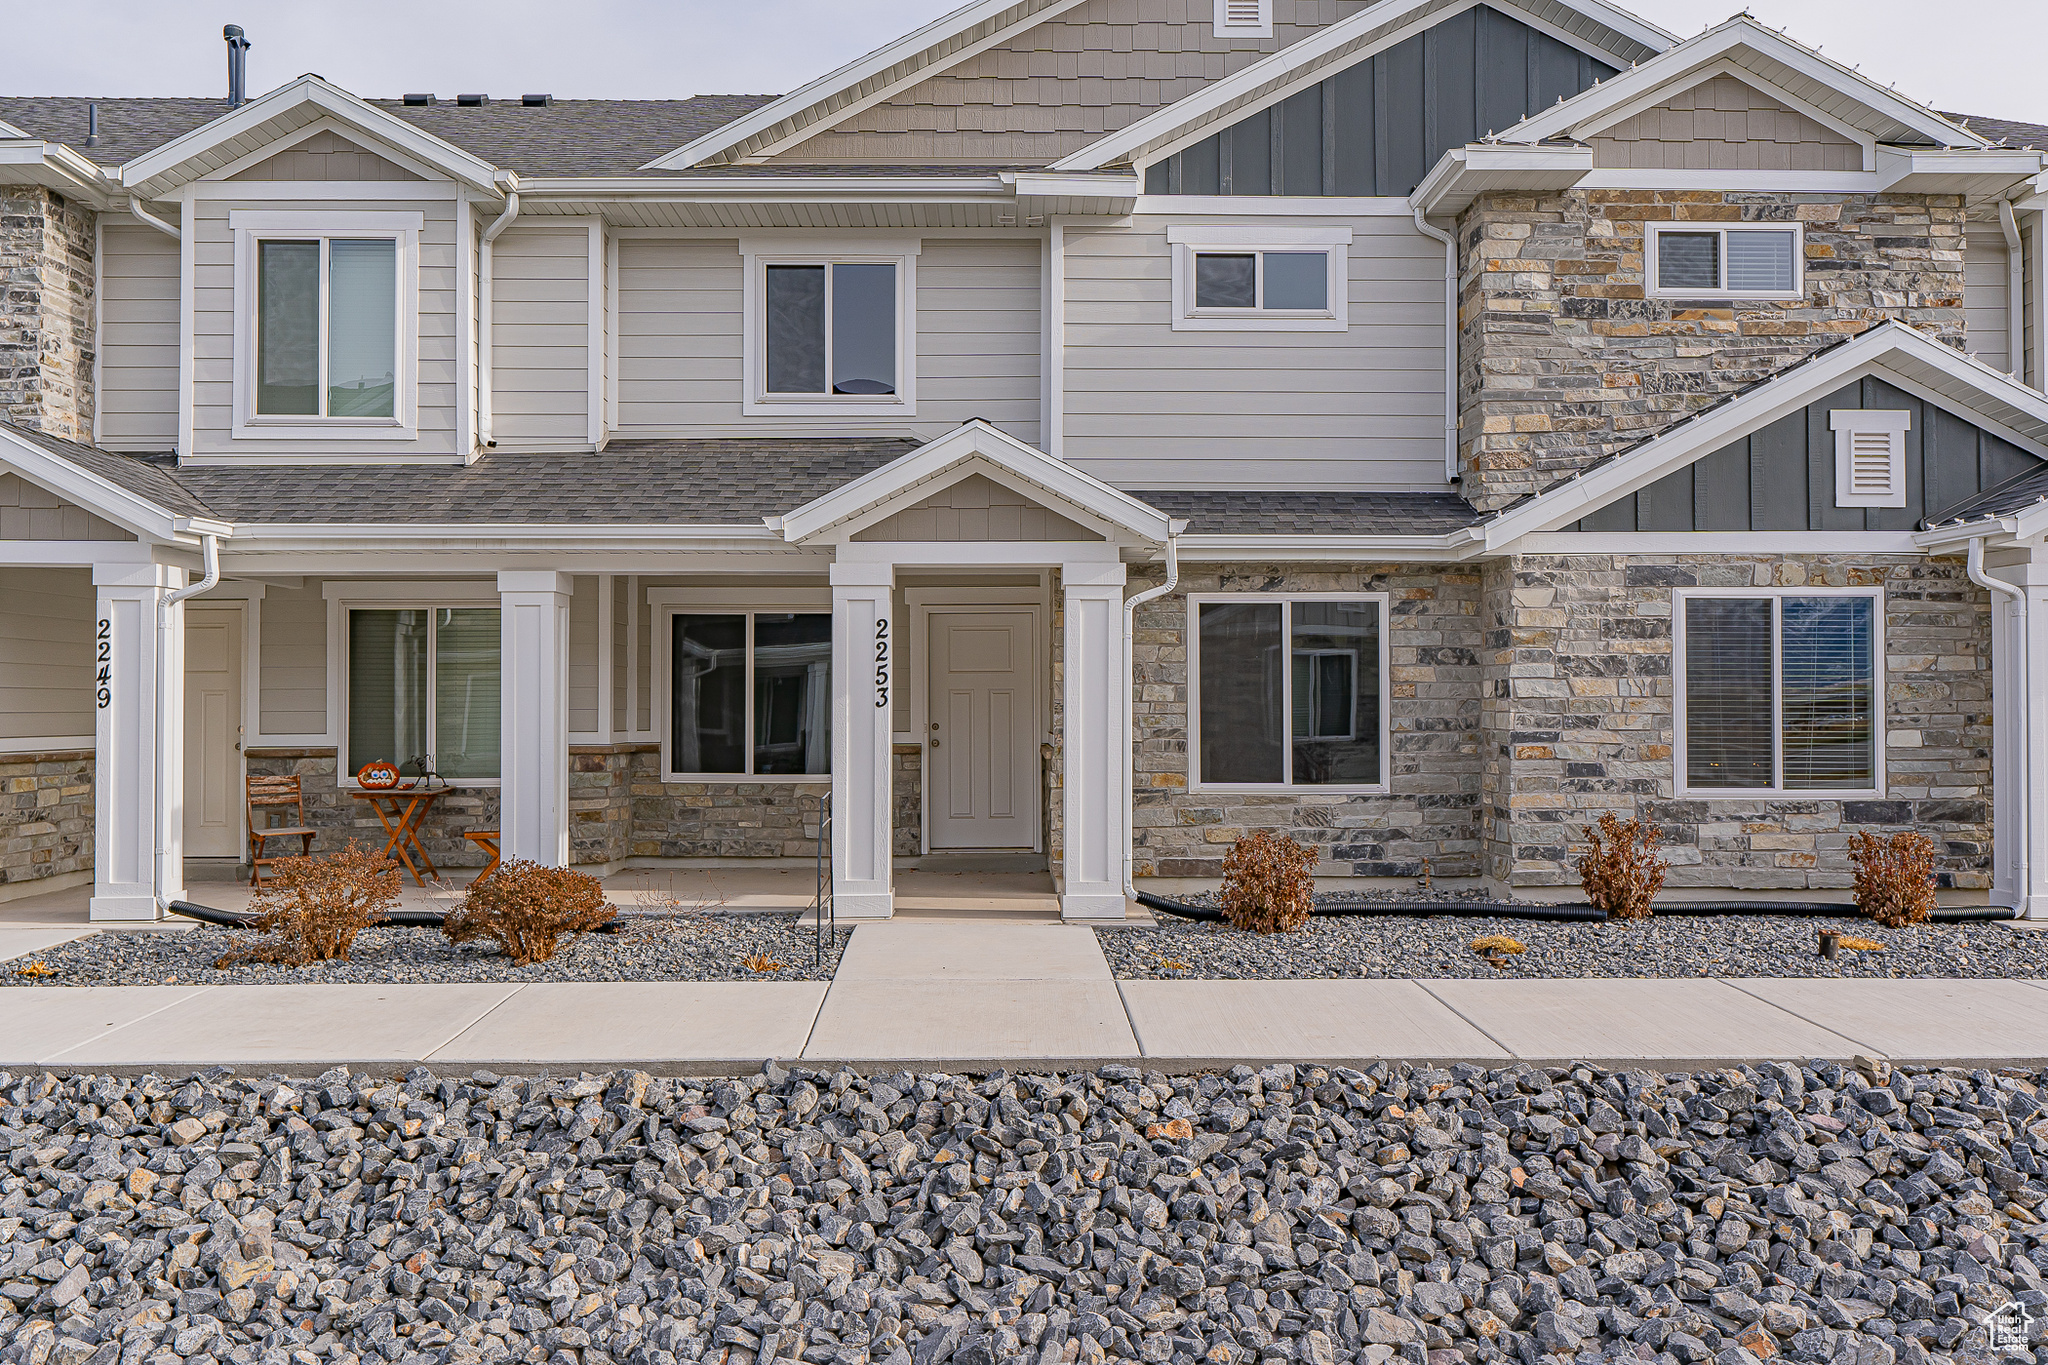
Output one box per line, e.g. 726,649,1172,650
84,103,99,148
225,25,251,108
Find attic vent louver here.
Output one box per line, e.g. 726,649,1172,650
456,93,488,107
522,94,553,107
403,93,434,106
1830,410,1909,509
1214,0,1273,37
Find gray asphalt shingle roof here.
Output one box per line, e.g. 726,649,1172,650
1133,490,1480,535
0,423,214,519
1942,112,2048,147
1923,461,2048,527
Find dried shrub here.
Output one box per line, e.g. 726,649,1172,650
442,859,613,965
743,953,784,973
1848,830,1937,928
1220,832,1319,934
1839,935,1887,953
1470,935,1526,955
1576,813,1668,922
217,840,400,968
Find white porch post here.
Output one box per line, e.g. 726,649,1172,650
1987,554,2048,918
91,562,187,921
831,562,895,919
499,571,572,867
1060,561,1128,920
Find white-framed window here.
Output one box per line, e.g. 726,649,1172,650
1831,409,1910,508
230,210,420,438
1673,588,1883,798
1214,0,1274,38
337,601,501,787
1187,592,1390,793
739,236,919,417
1168,224,1350,332
654,596,833,781
1647,222,1803,300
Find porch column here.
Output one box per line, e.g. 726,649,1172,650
1992,559,2048,917
1060,561,1128,920
831,562,895,919
499,571,571,867
91,562,187,921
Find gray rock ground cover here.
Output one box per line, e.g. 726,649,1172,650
1100,917,2048,981
0,1058,2040,1365
0,918,845,988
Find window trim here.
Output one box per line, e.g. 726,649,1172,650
739,236,919,417
333,593,503,790
1646,222,1804,301
229,210,421,440
1167,224,1350,332
651,590,835,784
1671,586,1886,800
1185,590,1392,795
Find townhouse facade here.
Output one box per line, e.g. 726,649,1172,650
4,0,2048,922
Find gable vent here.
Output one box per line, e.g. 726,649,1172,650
1214,0,1273,38
1830,410,1910,509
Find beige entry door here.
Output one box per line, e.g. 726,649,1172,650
184,606,244,859
928,611,1039,850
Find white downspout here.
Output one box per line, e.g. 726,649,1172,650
127,196,181,241
2001,200,2025,380
155,533,219,915
1122,529,1181,902
1969,535,2029,916
1412,203,1459,483
477,175,521,450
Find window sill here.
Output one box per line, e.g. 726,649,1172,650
1172,312,1346,333
235,419,418,442
1189,783,1389,796
741,396,916,419
1676,788,1884,800
1645,291,1803,303
662,773,833,785
340,780,500,792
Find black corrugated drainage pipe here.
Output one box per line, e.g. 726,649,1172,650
1132,892,2011,924
166,900,626,933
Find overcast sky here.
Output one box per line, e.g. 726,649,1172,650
5,1,2043,127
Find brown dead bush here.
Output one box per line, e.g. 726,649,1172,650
1576,813,1668,922
1848,830,1937,928
442,859,613,965
1220,832,1319,934
216,840,400,968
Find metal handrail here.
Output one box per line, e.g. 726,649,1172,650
809,790,833,967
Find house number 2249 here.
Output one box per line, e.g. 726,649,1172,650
95,618,111,709
873,617,891,708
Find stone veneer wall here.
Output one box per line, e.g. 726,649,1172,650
1480,554,1991,890
242,751,499,872
0,187,95,439
0,750,91,894
1130,563,1483,883
1458,190,1968,510
571,745,641,868
893,746,923,859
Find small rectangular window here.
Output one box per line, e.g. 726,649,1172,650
1194,596,1385,790
670,611,832,778
255,237,397,418
1192,249,1329,312
1679,592,1879,795
346,605,500,783
763,261,896,396
1651,224,1801,299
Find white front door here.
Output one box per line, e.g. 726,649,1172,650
928,611,1039,850
183,607,243,859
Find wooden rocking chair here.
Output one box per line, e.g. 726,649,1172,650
247,774,318,885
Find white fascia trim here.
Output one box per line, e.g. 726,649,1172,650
1571,55,1877,168
1501,18,1988,151
1514,531,1926,555
1877,147,2047,191
1410,144,1594,216
1050,0,1661,173
0,430,203,545
120,76,502,196
1009,172,1143,200
236,522,781,543
195,115,458,185
517,175,1012,199
642,0,1094,170
1175,532,1479,561
1137,195,1419,217
0,142,120,207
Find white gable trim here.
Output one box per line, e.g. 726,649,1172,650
777,420,1172,545
1572,57,1878,172
643,0,1094,171
1049,0,1668,173
0,429,228,545
195,116,451,184
1480,323,2048,549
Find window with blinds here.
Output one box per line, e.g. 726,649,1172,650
346,606,500,783
1680,593,1879,794
1650,224,1801,300
1214,0,1273,37
1830,410,1910,508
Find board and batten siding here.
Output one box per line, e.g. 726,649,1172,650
1965,225,2014,377
188,194,462,461
0,568,93,745
490,224,592,447
614,236,1040,445
570,574,601,737
1060,214,1445,488
258,579,328,739
96,222,181,452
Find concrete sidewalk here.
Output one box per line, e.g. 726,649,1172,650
7,918,2048,1072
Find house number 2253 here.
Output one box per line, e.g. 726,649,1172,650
95,618,111,709
873,617,891,708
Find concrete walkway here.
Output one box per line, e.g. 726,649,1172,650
5,917,2048,1073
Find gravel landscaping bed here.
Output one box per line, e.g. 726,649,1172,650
1103,914,2048,980
0,1058,2039,1365
0,915,846,987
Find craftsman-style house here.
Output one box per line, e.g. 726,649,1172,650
4,0,2048,921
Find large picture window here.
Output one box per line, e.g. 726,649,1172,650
1677,590,1880,795
669,612,831,779
345,606,500,783
1190,595,1388,791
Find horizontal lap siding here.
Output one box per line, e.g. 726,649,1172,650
1965,226,2013,376
190,195,463,459
0,568,92,742
258,579,327,739
916,240,1040,446
1061,215,1444,488
97,223,180,451
492,225,591,445
616,239,742,431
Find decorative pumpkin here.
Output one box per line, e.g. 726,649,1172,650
357,760,401,790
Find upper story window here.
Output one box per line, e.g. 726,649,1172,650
1168,224,1350,332
1214,0,1274,38
232,210,420,439
1648,223,1802,300
741,236,919,417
